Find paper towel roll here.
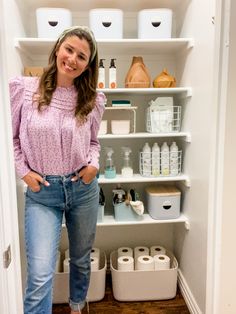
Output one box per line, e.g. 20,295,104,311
134,246,149,260
65,249,69,259
91,247,100,261
117,256,134,271
90,256,99,271
63,258,70,273
117,247,133,258
150,246,166,257
136,255,154,271
55,250,61,272
154,254,170,270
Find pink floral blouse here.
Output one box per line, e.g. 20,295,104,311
9,76,106,178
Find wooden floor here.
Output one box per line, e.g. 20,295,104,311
52,274,190,314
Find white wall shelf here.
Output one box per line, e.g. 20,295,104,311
14,37,194,59
96,213,188,227
98,174,191,187
98,131,191,142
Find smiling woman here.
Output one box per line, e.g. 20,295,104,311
9,26,106,314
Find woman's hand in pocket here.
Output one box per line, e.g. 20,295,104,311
71,166,97,184
22,171,50,192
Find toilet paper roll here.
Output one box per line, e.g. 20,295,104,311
91,247,100,261
117,247,133,258
117,256,134,271
136,255,154,271
65,249,69,259
90,256,99,271
63,258,70,273
154,254,170,270
150,246,166,257
134,246,149,260
55,250,61,272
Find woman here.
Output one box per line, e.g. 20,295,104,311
9,26,106,314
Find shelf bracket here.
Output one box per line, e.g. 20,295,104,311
184,220,190,231
187,39,194,49
185,132,192,143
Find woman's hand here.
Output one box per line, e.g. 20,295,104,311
72,165,97,184
22,171,50,192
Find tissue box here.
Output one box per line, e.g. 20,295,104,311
89,9,123,39
36,8,72,38
110,250,178,301
146,185,181,219
138,9,172,39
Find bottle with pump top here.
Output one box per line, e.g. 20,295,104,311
98,59,105,88
104,147,116,179
121,147,133,177
109,58,117,88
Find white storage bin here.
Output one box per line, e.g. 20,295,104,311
53,251,107,303
110,250,178,301
111,120,130,135
89,9,123,39
36,8,72,38
145,185,181,219
138,9,172,39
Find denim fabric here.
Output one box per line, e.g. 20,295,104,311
24,173,99,314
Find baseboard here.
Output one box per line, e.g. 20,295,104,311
178,269,203,314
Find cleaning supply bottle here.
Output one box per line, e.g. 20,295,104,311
98,59,105,88
142,142,151,176
121,147,133,177
161,142,170,176
170,141,179,175
152,142,160,176
104,147,116,179
109,58,117,88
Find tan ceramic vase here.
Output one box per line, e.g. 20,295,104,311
125,56,151,88
153,68,176,88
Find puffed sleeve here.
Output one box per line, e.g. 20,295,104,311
9,77,31,178
88,92,106,170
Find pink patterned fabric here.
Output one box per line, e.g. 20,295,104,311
9,76,106,178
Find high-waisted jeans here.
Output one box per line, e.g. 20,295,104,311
23,172,99,314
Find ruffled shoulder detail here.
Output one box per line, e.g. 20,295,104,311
93,92,106,117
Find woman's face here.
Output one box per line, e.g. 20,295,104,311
56,35,91,87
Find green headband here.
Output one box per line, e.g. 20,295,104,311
58,25,97,62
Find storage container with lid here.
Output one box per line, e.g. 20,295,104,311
145,185,181,219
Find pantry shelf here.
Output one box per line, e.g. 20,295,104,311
98,174,191,187
96,213,188,226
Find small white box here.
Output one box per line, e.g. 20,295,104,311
36,8,72,38
110,250,178,301
53,252,107,303
111,120,130,135
146,185,181,220
138,9,172,39
89,9,123,39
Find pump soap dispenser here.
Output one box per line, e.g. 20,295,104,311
98,59,105,88
104,147,116,179
121,147,133,177
109,58,117,88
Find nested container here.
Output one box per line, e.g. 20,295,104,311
114,202,143,221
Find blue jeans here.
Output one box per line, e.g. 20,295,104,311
24,173,99,314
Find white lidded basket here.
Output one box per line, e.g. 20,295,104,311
36,8,72,38
146,105,181,133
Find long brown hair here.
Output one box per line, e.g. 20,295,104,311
37,26,98,121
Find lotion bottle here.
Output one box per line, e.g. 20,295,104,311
142,142,151,176
170,141,179,175
109,58,117,88
161,142,170,176
98,59,105,88
152,142,160,176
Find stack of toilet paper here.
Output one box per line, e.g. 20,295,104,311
117,245,171,271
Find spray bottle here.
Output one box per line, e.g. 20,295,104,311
109,58,117,88
98,59,105,88
121,147,133,177
104,147,116,179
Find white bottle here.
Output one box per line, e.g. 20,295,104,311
152,143,160,176
170,141,179,175
109,58,117,88
142,142,151,176
161,142,170,176
97,59,105,88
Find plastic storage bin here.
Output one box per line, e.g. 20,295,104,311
138,9,172,39
110,250,178,301
114,202,143,221
89,9,123,39
145,185,181,219
97,204,104,222
53,251,107,303
36,8,72,38
111,120,130,135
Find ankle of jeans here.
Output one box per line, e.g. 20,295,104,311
69,298,89,313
